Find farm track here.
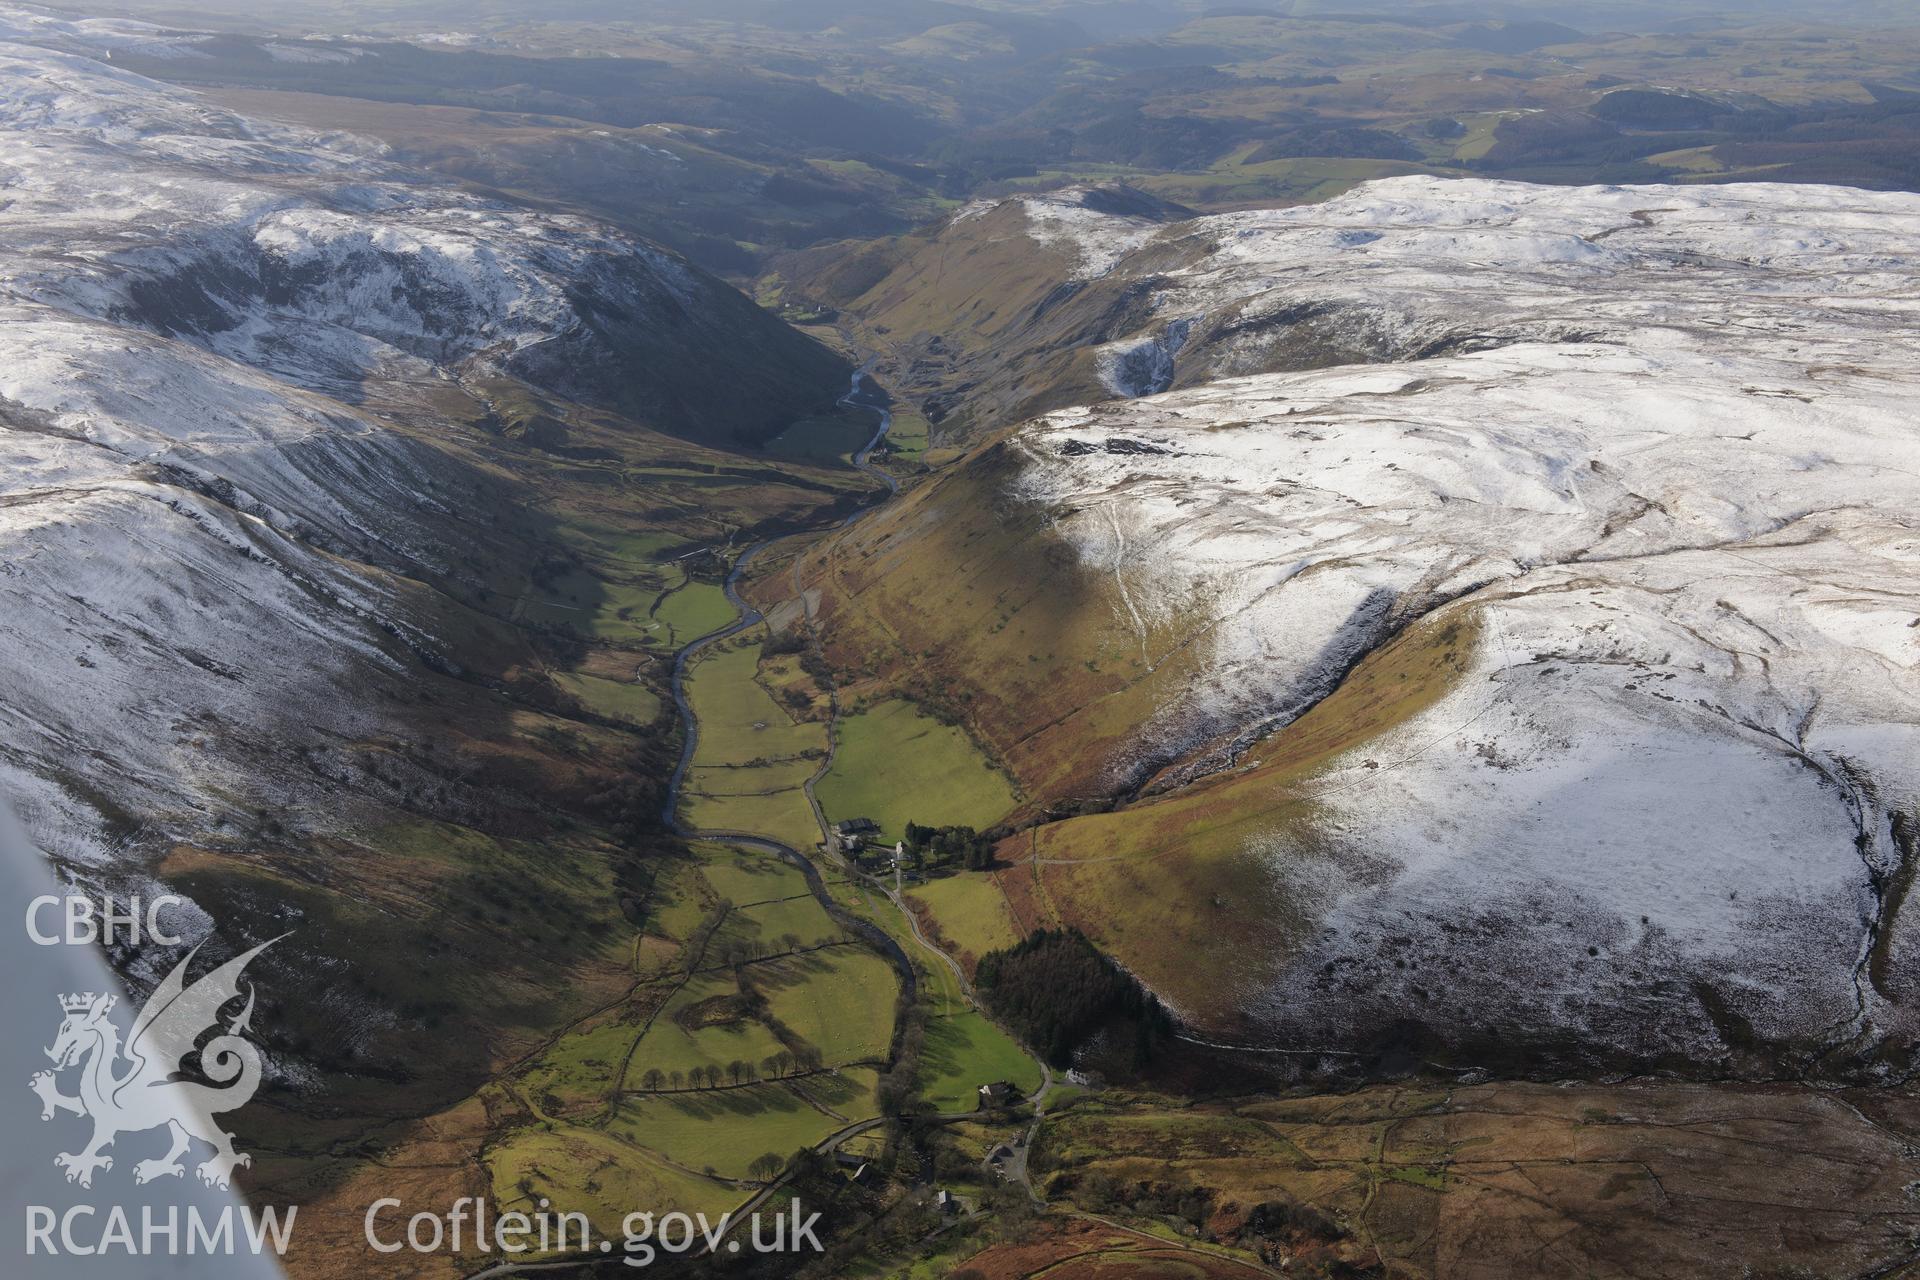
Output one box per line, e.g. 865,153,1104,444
466,369,1047,1279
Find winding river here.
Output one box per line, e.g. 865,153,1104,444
467,373,1012,1279
658,369,914,998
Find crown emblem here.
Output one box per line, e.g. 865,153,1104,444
34,939,279,1192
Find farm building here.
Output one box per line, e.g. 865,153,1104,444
831,817,880,854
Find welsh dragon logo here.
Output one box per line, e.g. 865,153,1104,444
28,937,278,1191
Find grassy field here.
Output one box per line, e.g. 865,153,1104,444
765,407,880,465
652,576,737,647
518,1009,651,1112
517,550,733,651
718,893,847,952
615,845,899,1084
816,699,1015,843
681,631,828,845
486,1127,735,1232
821,870,971,1017
683,790,821,851
916,1011,1041,1113
878,407,931,466
690,756,818,794
625,969,790,1084
549,517,717,652
687,636,825,763
787,1064,883,1124
699,850,809,904
607,1067,881,1179
474,833,904,1256
1449,110,1512,162
758,644,832,719
759,946,901,1065
1646,145,1734,175
555,519,681,568
634,855,721,970
608,1084,844,1179
519,565,662,644
552,669,662,725
904,873,1021,970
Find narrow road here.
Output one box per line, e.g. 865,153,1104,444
690,831,915,1006
466,369,1040,1279
984,1062,1055,1205
660,367,896,831
878,870,976,1001
658,367,910,985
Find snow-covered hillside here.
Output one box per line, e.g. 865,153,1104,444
0,23,830,866
0,20,843,420
1001,177,1920,1068
995,179,1920,398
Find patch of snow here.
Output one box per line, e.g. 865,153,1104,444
0,30,699,869
1007,177,1920,1063
1015,188,1165,280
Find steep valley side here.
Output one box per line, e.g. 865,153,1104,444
0,27,876,1263
783,177,1920,1080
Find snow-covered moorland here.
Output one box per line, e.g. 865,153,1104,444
1003,177,1920,1068
0,21,724,865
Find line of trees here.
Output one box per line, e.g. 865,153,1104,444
635,1045,827,1094
875,986,926,1118
708,930,845,968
